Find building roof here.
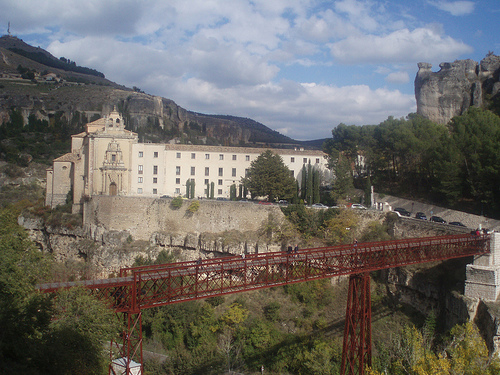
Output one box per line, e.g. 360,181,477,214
53,152,80,163
160,143,326,156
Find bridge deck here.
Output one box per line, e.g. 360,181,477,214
38,233,489,313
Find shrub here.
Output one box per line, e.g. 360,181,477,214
264,301,281,322
187,200,200,213
170,196,183,209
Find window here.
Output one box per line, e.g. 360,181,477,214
218,189,222,195
138,188,143,194
232,168,236,177
245,155,250,161
303,158,308,163
176,152,181,159
111,154,116,162
191,166,195,176
176,166,180,175
176,178,180,184
218,179,223,185
316,158,320,164
154,151,158,158
138,177,143,183
138,165,143,174
205,167,209,176
191,153,196,159
205,154,210,160
218,167,223,176
139,151,143,158
204,179,209,185
219,154,224,160
153,188,157,194
153,165,158,174
153,177,157,184
175,188,180,194
232,155,237,160
291,157,295,163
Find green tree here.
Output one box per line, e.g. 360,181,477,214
242,150,296,202
0,207,119,375
312,167,320,204
301,165,307,200
450,107,500,215
38,288,120,375
330,155,354,203
230,184,237,200
306,163,313,204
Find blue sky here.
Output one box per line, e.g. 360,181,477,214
1,0,498,140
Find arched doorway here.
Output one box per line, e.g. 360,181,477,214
109,182,118,196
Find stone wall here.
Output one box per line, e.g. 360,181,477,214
84,196,283,242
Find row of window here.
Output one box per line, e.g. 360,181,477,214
136,187,225,195
138,166,297,182
137,150,321,164
138,177,158,184
176,152,248,161
138,165,158,175
138,151,159,158
175,166,240,177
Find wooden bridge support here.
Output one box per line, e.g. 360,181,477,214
341,272,372,375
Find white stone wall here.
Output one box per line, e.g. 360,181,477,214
465,233,500,301
128,144,329,199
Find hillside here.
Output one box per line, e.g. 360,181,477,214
0,35,313,153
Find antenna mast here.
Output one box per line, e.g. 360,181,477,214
7,22,11,35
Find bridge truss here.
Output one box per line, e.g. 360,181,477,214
39,233,489,375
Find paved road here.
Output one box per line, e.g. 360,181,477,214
374,193,500,231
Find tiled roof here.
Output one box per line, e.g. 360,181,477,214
53,153,80,162
161,143,326,156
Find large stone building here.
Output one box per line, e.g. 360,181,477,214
46,109,331,212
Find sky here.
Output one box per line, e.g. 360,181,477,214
1,0,498,140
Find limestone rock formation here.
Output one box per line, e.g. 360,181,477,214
415,54,500,124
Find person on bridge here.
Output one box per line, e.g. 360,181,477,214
287,245,293,254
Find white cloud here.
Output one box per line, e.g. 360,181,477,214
334,0,380,32
329,27,473,64
428,1,475,16
385,71,410,84
2,0,486,140
161,78,416,140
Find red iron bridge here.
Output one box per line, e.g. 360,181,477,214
38,233,490,375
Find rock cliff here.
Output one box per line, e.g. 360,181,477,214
0,35,295,147
415,54,500,124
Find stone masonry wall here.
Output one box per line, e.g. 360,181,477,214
84,196,284,243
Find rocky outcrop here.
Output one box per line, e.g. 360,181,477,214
415,54,500,124
0,44,293,147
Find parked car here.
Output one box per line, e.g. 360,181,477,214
449,221,466,227
311,203,329,209
278,200,289,205
394,207,411,217
415,212,427,220
351,204,367,209
258,201,273,205
430,216,446,224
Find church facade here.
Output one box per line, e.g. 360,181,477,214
45,109,330,213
